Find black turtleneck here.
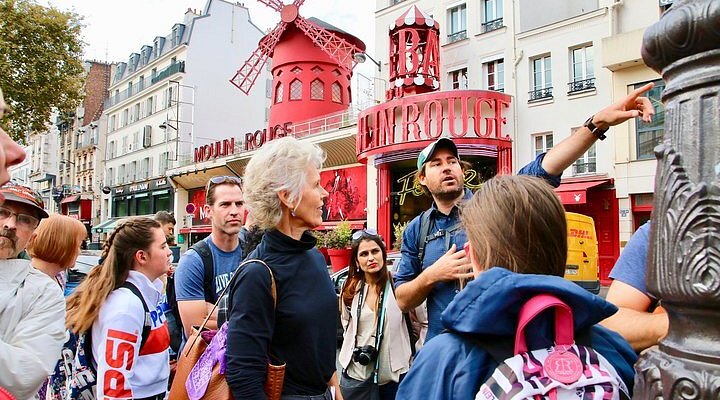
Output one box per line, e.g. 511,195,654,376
226,229,337,399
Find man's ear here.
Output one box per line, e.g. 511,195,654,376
204,204,212,220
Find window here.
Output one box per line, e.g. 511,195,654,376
159,152,169,174
450,68,468,90
129,161,136,181
275,82,284,103
141,157,150,179
127,82,133,97
122,109,128,126
146,97,154,117
151,68,157,80
108,141,116,158
138,75,145,91
121,136,128,156
530,55,552,101
482,0,503,33
331,82,342,103
636,79,665,159
569,45,595,92
290,79,302,100
109,115,116,132
118,165,125,184
108,168,114,186
133,131,140,150
573,137,596,174
133,103,140,123
533,133,554,157
166,86,174,108
484,60,504,91
448,4,467,43
311,79,324,100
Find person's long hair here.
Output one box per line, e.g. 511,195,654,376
460,175,567,276
341,233,389,308
66,217,161,333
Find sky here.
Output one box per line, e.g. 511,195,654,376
42,0,375,62
41,0,380,106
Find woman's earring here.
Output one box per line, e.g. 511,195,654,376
290,205,296,217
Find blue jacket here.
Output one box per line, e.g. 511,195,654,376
394,153,562,341
397,268,637,400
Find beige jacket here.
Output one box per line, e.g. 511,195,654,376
338,281,412,375
0,259,65,400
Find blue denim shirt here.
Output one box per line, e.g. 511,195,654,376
394,153,561,342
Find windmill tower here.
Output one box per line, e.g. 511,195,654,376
230,0,366,129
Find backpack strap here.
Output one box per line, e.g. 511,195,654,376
120,282,153,350
416,210,434,262
515,294,574,354
389,275,417,356
191,239,216,304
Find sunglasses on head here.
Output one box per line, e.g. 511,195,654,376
206,175,242,192
352,228,381,242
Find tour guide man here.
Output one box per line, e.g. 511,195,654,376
393,83,657,341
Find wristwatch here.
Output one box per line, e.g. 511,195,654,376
584,115,608,140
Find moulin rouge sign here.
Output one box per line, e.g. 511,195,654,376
193,123,294,163
356,90,512,161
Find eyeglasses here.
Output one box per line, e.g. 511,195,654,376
352,228,381,242
0,206,39,230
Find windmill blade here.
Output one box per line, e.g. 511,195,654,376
257,0,285,12
230,22,287,94
294,17,364,72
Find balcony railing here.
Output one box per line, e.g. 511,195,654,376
104,61,185,109
529,87,553,102
390,0,406,5
447,30,467,44
568,78,596,93
481,18,503,34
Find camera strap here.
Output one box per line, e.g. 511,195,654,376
353,280,389,384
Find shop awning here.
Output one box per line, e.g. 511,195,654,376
179,225,212,234
554,179,610,204
92,218,120,234
60,195,80,204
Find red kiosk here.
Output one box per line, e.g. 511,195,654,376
357,6,514,246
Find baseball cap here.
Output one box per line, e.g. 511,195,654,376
0,183,49,219
417,137,460,171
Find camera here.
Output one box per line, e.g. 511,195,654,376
352,345,378,366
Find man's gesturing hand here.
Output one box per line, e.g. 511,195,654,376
425,244,474,284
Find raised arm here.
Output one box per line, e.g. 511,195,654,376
541,82,656,176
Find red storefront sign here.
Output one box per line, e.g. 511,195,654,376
356,90,512,161
194,138,236,163
187,188,210,226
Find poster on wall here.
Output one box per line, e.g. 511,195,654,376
321,166,367,221
188,188,211,226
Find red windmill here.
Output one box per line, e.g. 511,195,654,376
230,0,367,128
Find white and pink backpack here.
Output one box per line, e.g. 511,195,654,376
476,294,630,400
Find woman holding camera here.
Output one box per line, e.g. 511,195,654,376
339,230,413,400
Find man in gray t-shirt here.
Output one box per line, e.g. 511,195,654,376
601,222,668,351
174,176,245,337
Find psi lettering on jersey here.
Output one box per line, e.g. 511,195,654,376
103,328,138,399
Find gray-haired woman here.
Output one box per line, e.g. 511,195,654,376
225,137,341,400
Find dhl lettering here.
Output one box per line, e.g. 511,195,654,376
103,369,132,398
569,229,592,239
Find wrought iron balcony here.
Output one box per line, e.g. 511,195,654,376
104,61,185,109
528,87,553,101
568,78,596,93
447,30,467,44
481,18,503,34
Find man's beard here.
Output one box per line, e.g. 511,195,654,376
0,229,18,253
431,186,464,203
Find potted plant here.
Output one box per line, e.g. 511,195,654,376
326,220,352,272
311,230,330,265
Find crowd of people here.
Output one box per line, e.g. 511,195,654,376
0,80,670,400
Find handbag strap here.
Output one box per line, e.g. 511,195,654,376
185,258,276,355
514,294,574,354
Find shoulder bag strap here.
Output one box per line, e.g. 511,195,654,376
417,210,434,262
185,259,276,356
191,240,216,304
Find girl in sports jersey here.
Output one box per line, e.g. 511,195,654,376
66,217,172,400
